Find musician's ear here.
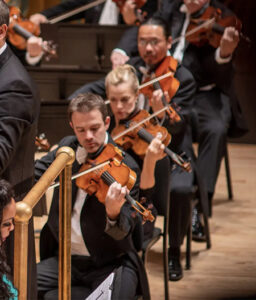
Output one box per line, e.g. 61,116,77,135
69,121,73,129
104,116,111,130
167,36,172,50
0,24,8,41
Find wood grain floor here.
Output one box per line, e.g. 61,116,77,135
146,143,256,300
34,143,256,300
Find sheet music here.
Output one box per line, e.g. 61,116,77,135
85,272,115,300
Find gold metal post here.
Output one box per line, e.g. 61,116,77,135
58,148,74,300
14,146,75,300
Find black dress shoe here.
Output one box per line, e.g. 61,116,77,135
169,257,183,281
192,207,206,242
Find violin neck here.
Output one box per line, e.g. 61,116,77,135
101,170,140,209
212,23,224,35
152,81,168,106
13,23,33,40
137,127,190,171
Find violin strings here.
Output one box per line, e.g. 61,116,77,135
113,106,169,140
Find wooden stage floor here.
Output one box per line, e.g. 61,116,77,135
34,143,256,300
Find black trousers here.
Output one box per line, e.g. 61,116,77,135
194,88,231,195
169,162,194,248
37,255,138,300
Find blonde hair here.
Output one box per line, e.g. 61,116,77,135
105,64,139,96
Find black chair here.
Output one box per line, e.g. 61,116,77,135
185,183,211,270
141,156,171,300
190,108,233,202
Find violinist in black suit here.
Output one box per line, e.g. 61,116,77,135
0,1,40,299
68,16,201,282
35,92,166,299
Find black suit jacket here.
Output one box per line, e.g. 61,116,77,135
0,45,40,197
0,45,40,300
41,0,158,24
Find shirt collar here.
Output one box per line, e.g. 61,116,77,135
0,43,7,56
180,4,189,14
75,132,109,164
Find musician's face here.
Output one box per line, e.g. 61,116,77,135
183,0,209,14
108,82,138,122
138,25,172,67
1,198,16,245
70,109,110,153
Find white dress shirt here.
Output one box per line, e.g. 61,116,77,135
71,133,114,256
0,42,7,56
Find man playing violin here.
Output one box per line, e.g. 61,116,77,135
0,1,40,299
158,0,248,232
35,92,165,299
69,16,199,282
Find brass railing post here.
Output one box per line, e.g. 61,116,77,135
14,146,75,300
58,148,73,300
13,202,32,300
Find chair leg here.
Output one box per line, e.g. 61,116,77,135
202,210,211,249
224,144,233,200
163,233,169,300
185,221,191,270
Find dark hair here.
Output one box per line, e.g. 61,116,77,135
140,16,171,39
0,0,9,27
0,179,15,299
68,93,108,122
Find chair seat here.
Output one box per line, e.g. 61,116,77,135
142,227,162,253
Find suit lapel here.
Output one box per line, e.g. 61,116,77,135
0,46,12,69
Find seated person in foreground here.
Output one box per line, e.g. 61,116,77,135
0,179,17,299
35,93,164,300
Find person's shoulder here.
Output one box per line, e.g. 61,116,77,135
108,136,140,174
58,135,79,149
175,62,195,83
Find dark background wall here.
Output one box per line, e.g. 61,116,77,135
223,0,256,144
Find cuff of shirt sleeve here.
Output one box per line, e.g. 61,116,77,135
112,48,128,57
106,217,117,227
215,47,232,64
25,51,43,66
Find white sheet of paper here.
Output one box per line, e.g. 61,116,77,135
85,272,115,300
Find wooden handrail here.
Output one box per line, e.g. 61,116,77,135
14,146,75,300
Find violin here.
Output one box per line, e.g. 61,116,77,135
76,143,155,222
140,56,181,123
35,133,51,152
112,109,171,157
111,109,191,172
8,6,57,60
185,5,250,48
113,0,147,23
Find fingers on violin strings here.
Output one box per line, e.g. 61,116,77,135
164,90,170,103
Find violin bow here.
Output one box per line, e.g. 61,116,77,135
105,71,174,105
48,160,111,190
172,17,216,46
48,0,107,24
